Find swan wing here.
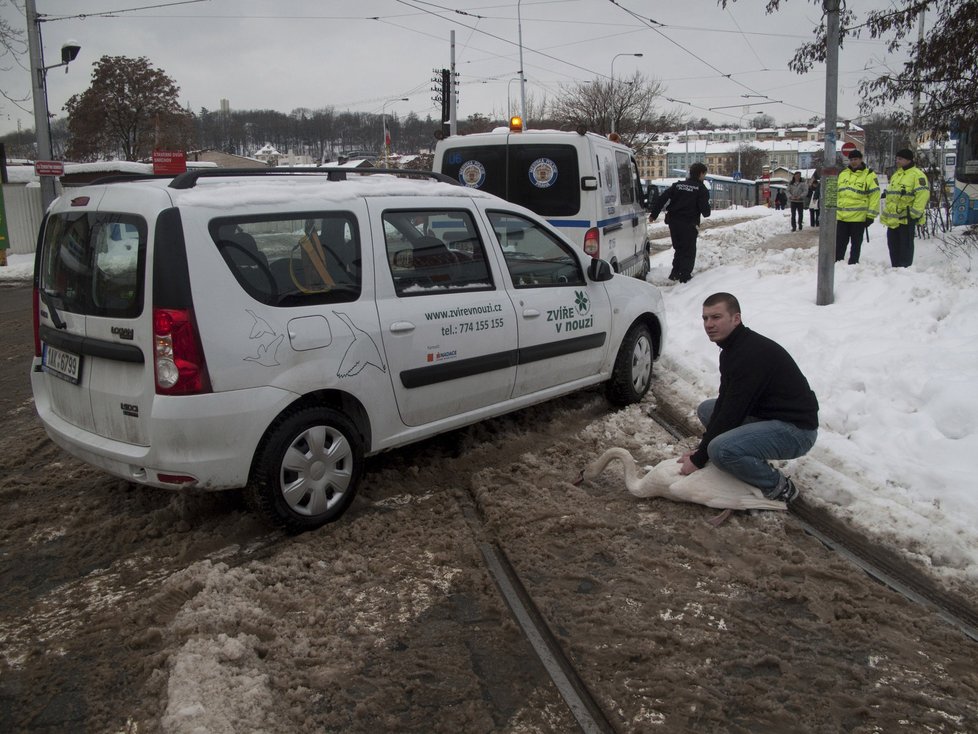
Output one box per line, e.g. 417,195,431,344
668,464,787,511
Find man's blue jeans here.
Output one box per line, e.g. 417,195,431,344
697,399,818,495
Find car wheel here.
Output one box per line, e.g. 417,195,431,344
606,323,653,405
248,407,363,532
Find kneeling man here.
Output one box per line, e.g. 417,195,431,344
679,292,819,502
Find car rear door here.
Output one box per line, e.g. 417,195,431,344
370,200,519,427
35,187,162,446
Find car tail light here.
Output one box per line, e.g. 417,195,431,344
153,307,212,395
32,287,41,357
584,227,600,258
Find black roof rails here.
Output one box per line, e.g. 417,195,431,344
168,167,458,190
88,173,175,185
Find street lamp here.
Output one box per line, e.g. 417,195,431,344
382,98,408,167
610,53,643,135
26,0,80,210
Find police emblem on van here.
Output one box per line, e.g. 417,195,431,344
458,160,486,188
529,158,558,188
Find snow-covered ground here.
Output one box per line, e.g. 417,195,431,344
5,206,976,591
646,206,978,592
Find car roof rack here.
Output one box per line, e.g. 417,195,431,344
168,167,458,190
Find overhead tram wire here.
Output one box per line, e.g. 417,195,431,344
607,0,787,103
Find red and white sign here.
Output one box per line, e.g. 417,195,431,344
34,160,64,176
153,150,187,176
841,141,856,155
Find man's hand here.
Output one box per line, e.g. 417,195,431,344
677,451,698,476
648,215,657,223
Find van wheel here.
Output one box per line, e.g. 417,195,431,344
248,407,363,532
606,323,653,405
637,247,650,280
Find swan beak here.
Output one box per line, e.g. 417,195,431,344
572,471,585,487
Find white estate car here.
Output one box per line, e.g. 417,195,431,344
31,168,666,531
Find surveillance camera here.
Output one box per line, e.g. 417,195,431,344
61,41,81,65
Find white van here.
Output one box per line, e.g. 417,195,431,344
30,168,666,532
434,121,651,278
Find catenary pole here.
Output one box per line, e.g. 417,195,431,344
25,0,57,210
816,0,840,306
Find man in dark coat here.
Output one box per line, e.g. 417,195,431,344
678,292,819,502
649,162,711,283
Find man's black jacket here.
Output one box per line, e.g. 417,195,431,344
692,323,819,468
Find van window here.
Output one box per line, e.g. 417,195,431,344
39,212,147,317
440,144,581,217
487,211,585,288
616,150,636,206
382,209,494,296
210,213,361,307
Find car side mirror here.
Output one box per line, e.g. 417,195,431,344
587,258,613,282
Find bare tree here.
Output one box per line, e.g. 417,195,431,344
549,71,684,150
735,144,768,179
0,1,29,113
723,0,978,138
64,56,195,161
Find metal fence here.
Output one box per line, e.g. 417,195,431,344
2,184,49,255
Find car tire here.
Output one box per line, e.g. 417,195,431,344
248,406,363,532
606,323,653,406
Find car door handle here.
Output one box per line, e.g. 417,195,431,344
390,321,415,333
522,309,541,319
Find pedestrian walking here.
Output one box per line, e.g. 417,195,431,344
774,189,787,210
648,162,711,283
678,292,819,503
881,148,930,267
787,172,807,231
835,150,880,264
808,174,821,226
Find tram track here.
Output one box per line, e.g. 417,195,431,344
450,392,978,731
646,401,978,643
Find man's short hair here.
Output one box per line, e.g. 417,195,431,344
703,292,741,314
690,162,707,178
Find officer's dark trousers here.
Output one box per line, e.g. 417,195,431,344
668,220,698,281
836,220,867,264
887,223,915,267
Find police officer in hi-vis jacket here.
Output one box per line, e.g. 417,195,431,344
881,148,930,267
835,149,881,265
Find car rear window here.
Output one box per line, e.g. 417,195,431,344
209,212,361,307
39,212,147,318
440,143,581,217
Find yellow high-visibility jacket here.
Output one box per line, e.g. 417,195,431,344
836,164,881,223
881,165,930,228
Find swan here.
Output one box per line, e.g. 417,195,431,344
574,447,787,526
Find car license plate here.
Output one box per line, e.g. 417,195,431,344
43,344,83,384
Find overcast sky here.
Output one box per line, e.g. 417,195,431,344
0,0,908,139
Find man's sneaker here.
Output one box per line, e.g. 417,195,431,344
769,475,799,503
